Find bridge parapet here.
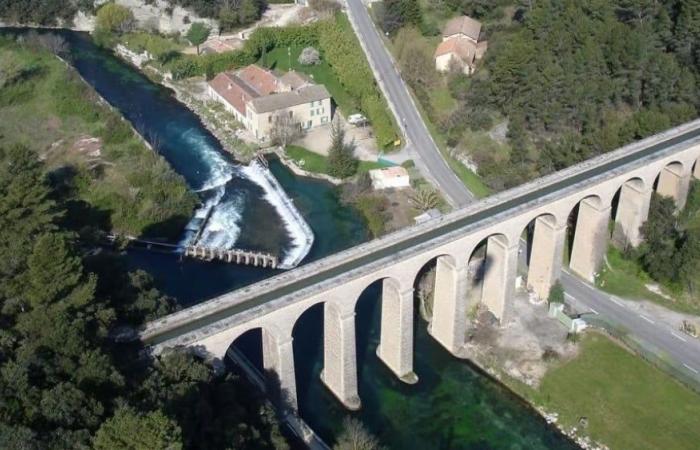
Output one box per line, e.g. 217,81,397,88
142,119,700,349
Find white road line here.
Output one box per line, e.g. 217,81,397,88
609,297,623,307
683,363,699,374
639,314,655,324
589,308,599,315
671,332,688,343
564,293,576,301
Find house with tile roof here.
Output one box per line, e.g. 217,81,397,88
435,15,488,75
208,64,332,142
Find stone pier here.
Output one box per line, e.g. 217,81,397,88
481,235,519,322
570,198,611,282
527,216,566,300
321,303,360,410
613,179,651,248
657,163,691,210
262,328,298,411
377,281,418,383
430,256,469,354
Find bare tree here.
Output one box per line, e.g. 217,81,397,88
333,417,383,450
269,110,302,147
38,33,68,55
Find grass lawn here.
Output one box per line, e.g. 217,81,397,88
285,145,389,176
260,46,357,116
597,246,700,316
0,38,196,239
524,333,700,450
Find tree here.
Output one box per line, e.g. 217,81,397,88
409,185,440,211
269,110,302,147
185,23,210,55
547,281,565,304
95,3,135,34
327,118,358,179
94,408,183,450
381,0,422,34
639,194,681,282
334,417,383,450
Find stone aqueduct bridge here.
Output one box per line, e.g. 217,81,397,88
142,121,700,411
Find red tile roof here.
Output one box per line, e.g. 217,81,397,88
208,72,256,116
237,64,279,96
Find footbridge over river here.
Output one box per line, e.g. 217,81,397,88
142,120,700,413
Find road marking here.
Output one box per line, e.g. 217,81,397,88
639,314,655,324
683,364,699,374
589,308,599,315
609,296,624,307
564,293,576,301
671,332,688,343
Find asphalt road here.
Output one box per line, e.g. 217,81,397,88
344,0,475,207
560,270,700,383
144,124,700,345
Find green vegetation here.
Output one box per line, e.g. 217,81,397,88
354,194,391,238
285,145,388,175
185,22,210,55
0,33,290,450
327,119,359,179
381,0,700,193
0,0,93,26
120,14,399,149
523,334,700,450
0,35,196,240
165,0,267,32
260,45,355,116
96,2,135,34
598,184,700,315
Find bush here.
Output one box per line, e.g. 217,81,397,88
354,194,389,237
298,46,320,65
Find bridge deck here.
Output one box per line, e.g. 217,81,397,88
142,120,700,346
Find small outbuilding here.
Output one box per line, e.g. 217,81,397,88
369,166,410,190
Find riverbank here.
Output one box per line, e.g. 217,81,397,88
464,325,700,450
114,44,259,163
0,32,197,240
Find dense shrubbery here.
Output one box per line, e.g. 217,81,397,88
391,0,700,191
0,0,92,26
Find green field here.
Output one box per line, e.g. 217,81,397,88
0,37,196,239
260,46,357,116
285,145,389,176
523,334,700,450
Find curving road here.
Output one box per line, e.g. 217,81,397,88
344,0,475,207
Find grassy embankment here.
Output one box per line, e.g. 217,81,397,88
285,145,389,175
510,333,700,450
0,37,197,240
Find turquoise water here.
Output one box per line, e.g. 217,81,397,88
4,28,579,449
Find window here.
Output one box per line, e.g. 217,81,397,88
321,116,328,124
268,115,272,123
311,109,315,117
307,120,312,128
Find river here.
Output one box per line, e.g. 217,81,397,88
4,28,579,449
